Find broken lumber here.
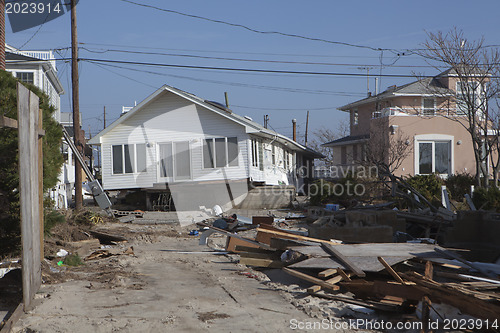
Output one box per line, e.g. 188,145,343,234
378,256,405,284
282,267,340,292
321,243,365,277
239,257,283,268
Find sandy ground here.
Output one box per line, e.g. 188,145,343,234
9,222,381,333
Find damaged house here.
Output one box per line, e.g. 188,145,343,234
88,85,323,211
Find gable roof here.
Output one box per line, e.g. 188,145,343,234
88,84,323,158
338,75,450,111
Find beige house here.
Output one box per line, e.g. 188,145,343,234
323,69,482,178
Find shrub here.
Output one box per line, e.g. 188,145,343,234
406,174,443,203
472,186,500,211
309,174,363,206
445,173,475,201
63,253,84,266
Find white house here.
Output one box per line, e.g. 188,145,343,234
88,85,322,211
5,44,71,208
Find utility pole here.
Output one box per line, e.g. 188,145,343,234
292,119,297,142
71,0,82,210
263,114,269,129
103,106,106,129
224,92,229,108
305,111,309,146
0,0,5,70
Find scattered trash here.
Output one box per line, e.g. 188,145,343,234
56,249,69,257
189,230,199,236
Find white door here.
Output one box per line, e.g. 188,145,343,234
158,141,191,182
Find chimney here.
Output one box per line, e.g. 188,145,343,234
292,119,297,142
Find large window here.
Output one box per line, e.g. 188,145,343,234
417,141,450,175
16,72,34,84
203,137,238,169
159,141,191,180
353,109,359,125
112,144,147,174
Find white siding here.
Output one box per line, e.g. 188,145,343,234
100,91,250,190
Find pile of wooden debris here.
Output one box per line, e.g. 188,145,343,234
199,218,500,330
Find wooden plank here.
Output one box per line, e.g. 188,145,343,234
256,227,337,246
38,103,43,261
290,243,442,258
239,252,275,259
318,268,337,278
289,256,410,272
306,285,322,293
233,245,275,254
0,115,18,129
282,267,340,291
337,268,352,281
226,236,261,252
207,226,273,250
239,257,283,268
326,273,352,285
378,256,405,284
321,243,365,277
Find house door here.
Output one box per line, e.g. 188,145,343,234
417,141,451,176
158,141,192,182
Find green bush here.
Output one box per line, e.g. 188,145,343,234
63,253,84,266
472,186,500,211
406,174,443,203
445,173,475,201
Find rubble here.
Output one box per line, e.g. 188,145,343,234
199,207,500,330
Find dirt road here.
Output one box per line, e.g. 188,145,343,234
11,224,343,333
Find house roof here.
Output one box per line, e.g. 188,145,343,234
338,76,450,111
88,84,324,158
322,134,370,147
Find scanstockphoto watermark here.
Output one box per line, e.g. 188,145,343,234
290,318,425,331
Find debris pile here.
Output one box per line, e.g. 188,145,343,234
199,212,500,329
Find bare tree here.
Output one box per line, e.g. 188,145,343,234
418,28,500,187
364,119,413,175
306,119,349,166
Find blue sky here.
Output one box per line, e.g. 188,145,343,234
6,0,500,141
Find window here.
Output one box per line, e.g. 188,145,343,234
353,109,359,125
159,141,191,180
417,141,450,175
341,146,347,165
422,98,435,116
16,72,34,84
456,81,483,116
352,144,358,162
203,137,239,169
284,150,290,170
112,144,145,174
251,138,264,171
271,145,276,166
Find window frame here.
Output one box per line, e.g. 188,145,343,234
414,135,453,176
422,97,436,116
112,144,148,175
158,141,193,181
16,71,34,84
202,137,239,169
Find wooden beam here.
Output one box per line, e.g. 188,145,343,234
378,256,405,284
256,227,338,246
337,268,352,281
282,267,340,292
239,257,283,268
321,243,365,277
318,268,337,278
0,115,18,128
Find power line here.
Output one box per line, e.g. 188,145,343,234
117,0,398,53
86,60,367,97
74,46,441,69
77,57,441,78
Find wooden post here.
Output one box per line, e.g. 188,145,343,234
421,261,434,333
38,106,43,260
71,0,83,210
17,83,42,310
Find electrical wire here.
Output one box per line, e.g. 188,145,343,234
117,0,399,53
